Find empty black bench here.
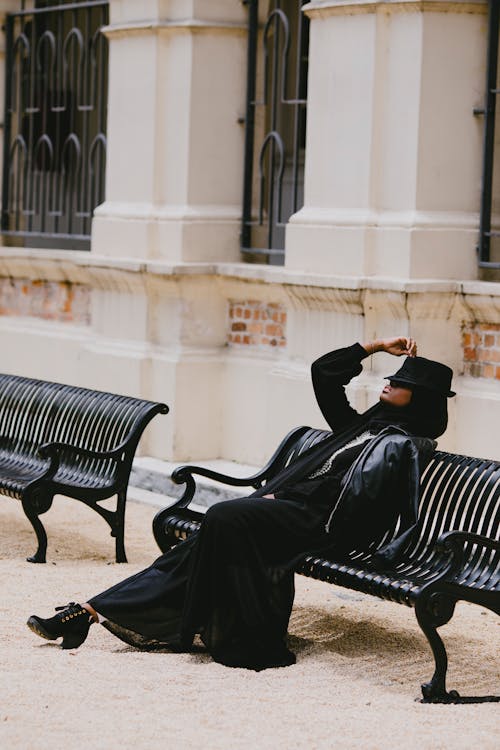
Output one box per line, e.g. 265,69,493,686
0,373,168,563
153,426,499,704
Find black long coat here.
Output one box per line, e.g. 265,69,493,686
89,344,421,670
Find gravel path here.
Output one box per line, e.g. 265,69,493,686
1,495,498,749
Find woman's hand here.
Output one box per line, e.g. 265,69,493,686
363,337,417,358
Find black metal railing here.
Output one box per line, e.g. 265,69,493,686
478,0,500,267
1,0,108,250
241,0,309,264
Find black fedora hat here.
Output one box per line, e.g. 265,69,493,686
385,356,455,397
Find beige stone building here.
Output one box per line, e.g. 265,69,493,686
1,0,499,466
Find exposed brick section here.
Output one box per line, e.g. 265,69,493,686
462,324,500,379
228,300,286,349
0,278,90,324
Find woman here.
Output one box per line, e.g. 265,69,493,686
27,336,455,670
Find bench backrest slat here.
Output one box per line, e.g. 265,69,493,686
0,376,65,457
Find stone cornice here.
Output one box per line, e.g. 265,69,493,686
0,248,495,296
101,19,247,40
303,0,487,18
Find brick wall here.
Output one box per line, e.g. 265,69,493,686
228,300,286,349
0,278,90,324
462,323,500,379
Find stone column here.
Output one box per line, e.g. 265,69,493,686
286,0,487,279
92,0,247,261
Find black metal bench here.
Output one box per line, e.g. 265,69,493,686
152,426,500,704
0,373,168,563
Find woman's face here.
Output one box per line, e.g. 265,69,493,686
379,379,413,408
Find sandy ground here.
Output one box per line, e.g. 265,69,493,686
0,495,499,750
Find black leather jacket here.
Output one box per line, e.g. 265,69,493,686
324,425,436,563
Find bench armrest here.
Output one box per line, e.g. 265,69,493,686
171,464,266,490
37,440,130,482
38,440,129,462
168,465,268,515
432,530,500,582
437,531,500,552
437,530,500,554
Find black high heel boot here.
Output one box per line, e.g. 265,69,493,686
27,602,94,649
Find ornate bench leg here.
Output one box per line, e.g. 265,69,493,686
415,592,500,704
113,489,127,563
415,591,459,703
22,491,53,563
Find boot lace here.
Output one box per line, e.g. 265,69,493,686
54,602,90,622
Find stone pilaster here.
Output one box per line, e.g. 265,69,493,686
286,0,487,279
92,0,247,261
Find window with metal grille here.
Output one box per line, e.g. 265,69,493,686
1,0,108,250
478,0,500,269
241,0,309,265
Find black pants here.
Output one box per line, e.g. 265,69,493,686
89,496,329,670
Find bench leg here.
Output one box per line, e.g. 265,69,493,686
92,491,128,563
22,491,53,563
113,489,127,563
415,591,459,703
415,591,500,704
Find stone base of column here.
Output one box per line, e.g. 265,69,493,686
286,208,478,279
92,203,241,261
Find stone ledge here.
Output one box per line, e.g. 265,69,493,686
102,20,247,40
303,0,487,18
0,248,467,293
4,249,500,304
